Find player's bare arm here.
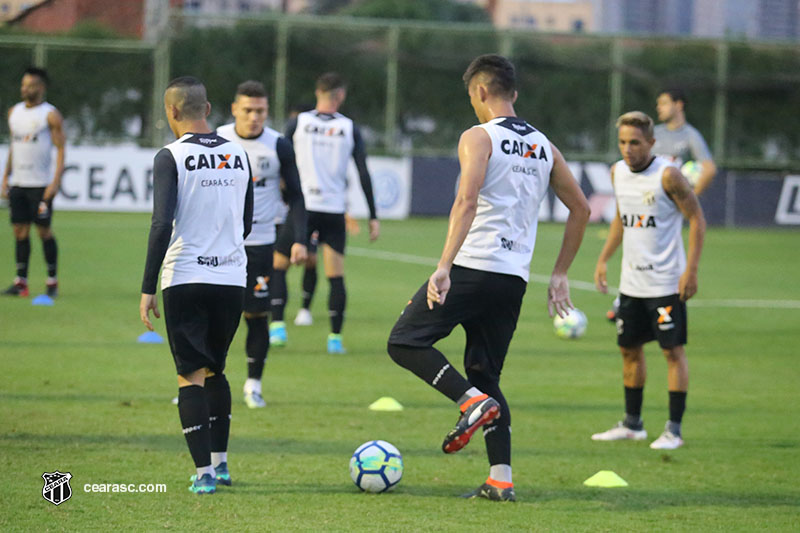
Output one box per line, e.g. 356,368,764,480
663,166,706,301
44,109,65,201
427,126,490,309
595,166,623,294
548,143,590,317
693,158,717,196
1,108,12,198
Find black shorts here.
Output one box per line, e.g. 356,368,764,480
616,293,687,349
275,211,344,256
9,186,52,226
162,283,245,375
388,265,527,381
245,244,273,314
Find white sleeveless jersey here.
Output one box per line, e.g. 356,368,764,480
614,156,686,298
453,117,554,282
160,133,250,290
217,123,281,246
291,110,354,214
8,101,56,187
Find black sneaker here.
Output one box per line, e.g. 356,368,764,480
46,281,58,298
2,279,28,297
442,394,500,454
461,482,516,502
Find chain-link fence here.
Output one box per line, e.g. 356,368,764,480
2,12,799,170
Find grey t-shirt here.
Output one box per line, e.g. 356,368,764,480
653,123,712,165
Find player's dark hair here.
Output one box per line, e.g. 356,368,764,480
316,72,346,92
462,54,516,100
660,87,687,107
24,67,49,86
166,76,208,119
235,80,267,99
616,111,654,140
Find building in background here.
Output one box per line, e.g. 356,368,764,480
488,0,594,32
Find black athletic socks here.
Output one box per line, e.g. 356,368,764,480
205,374,232,453
328,276,346,334
302,267,317,309
270,269,287,321
245,316,268,379
466,370,511,466
178,385,211,468
387,343,470,402
16,238,30,279
624,386,644,429
669,390,687,425
42,237,57,277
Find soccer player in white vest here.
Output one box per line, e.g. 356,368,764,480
271,72,379,354
217,80,307,409
1,67,65,298
140,77,254,494
592,111,706,450
387,54,590,501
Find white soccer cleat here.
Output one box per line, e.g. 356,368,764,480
649,427,684,450
294,308,313,326
244,391,266,409
591,421,647,441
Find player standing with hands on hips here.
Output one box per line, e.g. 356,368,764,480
592,111,705,450
387,54,590,501
140,77,254,494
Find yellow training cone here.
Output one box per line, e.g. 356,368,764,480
583,470,628,488
369,397,404,412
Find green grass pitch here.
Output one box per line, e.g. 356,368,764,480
1,212,799,531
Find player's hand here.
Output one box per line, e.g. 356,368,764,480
368,219,380,242
679,270,698,301
1,179,9,199
547,273,573,318
43,183,57,201
140,293,160,331
594,261,608,294
426,267,451,310
345,214,361,236
290,243,308,265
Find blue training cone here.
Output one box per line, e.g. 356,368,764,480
32,294,54,306
137,331,164,344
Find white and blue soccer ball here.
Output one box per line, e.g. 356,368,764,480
553,308,588,339
349,440,403,493
681,160,702,186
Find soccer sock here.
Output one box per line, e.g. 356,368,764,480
467,370,511,466
15,238,30,279
387,343,471,402
211,452,227,467
245,316,268,380
196,465,215,479
270,269,287,321
301,267,317,309
328,276,346,334
624,386,644,428
42,237,57,278
244,378,262,395
205,374,232,454
178,385,211,468
456,387,483,407
668,390,687,436
489,464,513,485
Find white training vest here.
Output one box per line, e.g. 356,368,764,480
453,117,553,282
291,110,354,214
217,123,282,246
160,133,250,290
8,101,55,187
614,156,686,298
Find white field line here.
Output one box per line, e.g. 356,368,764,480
348,246,800,310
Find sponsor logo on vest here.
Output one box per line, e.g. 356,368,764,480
197,254,241,267
500,139,547,160
13,133,39,143
642,190,656,206
512,164,538,176
500,237,531,254
621,214,656,228
304,124,345,137
633,263,654,271
184,153,245,171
